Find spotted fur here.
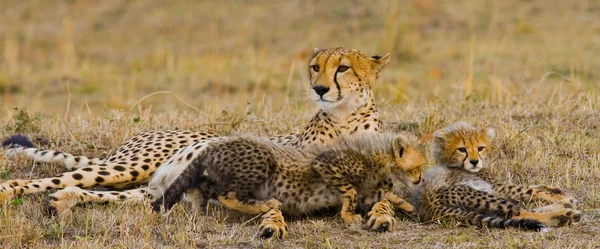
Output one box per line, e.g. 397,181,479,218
412,122,581,231
151,132,425,239
0,47,392,216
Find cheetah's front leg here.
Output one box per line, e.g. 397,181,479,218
365,199,396,232
364,190,414,232
337,185,362,224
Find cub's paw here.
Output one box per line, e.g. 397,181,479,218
264,199,282,210
366,212,396,232
366,199,396,232
341,211,362,225
258,209,287,240
394,201,415,214
547,209,582,227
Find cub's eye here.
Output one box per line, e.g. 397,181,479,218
311,65,320,72
337,66,349,72
457,147,467,153
478,146,485,152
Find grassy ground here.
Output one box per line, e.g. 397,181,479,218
1,0,599,248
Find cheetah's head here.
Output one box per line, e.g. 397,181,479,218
391,133,425,186
432,122,495,172
308,47,390,114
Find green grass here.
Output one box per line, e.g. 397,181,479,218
1,0,599,248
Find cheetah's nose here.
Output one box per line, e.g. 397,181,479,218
469,159,479,165
313,85,330,97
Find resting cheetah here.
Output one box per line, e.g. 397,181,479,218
412,122,581,231
0,47,392,214
150,132,425,239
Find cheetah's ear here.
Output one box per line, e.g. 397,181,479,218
432,129,447,146
485,128,496,139
392,135,409,158
369,53,391,73
312,48,322,57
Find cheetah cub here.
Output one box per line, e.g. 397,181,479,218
412,122,581,231
151,132,425,239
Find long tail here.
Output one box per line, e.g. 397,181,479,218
150,157,206,212
436,206,547,231
2,134,105,169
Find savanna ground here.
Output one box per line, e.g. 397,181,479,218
0,0,599,248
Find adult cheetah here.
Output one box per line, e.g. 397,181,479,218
1,47,392,215
151,132,425,239
412,122,581,231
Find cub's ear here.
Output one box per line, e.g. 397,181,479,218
369,53,391,73
392,135,409,158
312,48,322,57
432,129,447,147
485,128,496,139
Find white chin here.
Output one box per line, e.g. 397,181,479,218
464,166,482,172
315,100,340,110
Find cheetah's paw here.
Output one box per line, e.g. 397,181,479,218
258,209,287,240
546,209,582,227
366,212,396,232
341,211,362,225
45,187,83,216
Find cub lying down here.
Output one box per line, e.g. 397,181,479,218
412,122,581,232
151,133,425,239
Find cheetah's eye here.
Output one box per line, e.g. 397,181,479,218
337,66,349,73
478,146,485,152
457,147,467,153
310,65,320,72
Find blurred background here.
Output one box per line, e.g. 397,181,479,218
0,0,598,118
0,2,599,247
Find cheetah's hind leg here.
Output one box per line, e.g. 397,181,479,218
217,191,281,214
216,192,286,240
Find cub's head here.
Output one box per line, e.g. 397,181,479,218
308,47,390,112
390,133,425,186
433,122,495,172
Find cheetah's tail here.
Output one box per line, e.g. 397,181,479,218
151,157,207,212
438,206,547,232
2,134,35,149
2,134,105,170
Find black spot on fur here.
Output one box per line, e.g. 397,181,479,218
72,173,83,180
98,171,110,176
2,134,35,149
95,177,105,183
114,166,126,171
51,179,61,185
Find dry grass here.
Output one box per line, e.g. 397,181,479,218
0,0,599,248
